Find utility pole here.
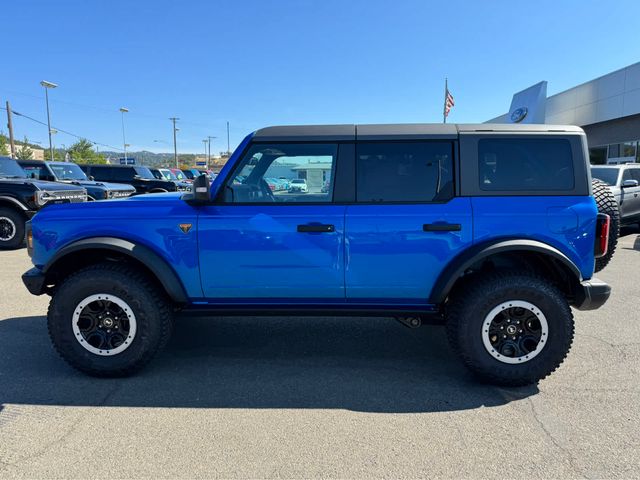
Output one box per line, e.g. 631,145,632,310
5,101,16,158
226,121,230,155
169,117,179,168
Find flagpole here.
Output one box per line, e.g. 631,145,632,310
443,77,448,124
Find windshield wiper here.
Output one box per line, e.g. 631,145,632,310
0,175,26,179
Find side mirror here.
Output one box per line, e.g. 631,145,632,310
622,179,639,188
184,173,211,204
89,176,95,181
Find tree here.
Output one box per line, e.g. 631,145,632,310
0,134,9,156
68,138,107,164
16,137,33,160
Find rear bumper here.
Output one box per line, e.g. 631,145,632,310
574,278,611,311
22,267,46,296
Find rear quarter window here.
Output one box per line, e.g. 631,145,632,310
479,138,574,191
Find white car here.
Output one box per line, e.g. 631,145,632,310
289,178,308,193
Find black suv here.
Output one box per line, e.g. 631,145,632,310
0,156,87,249
79,164,188,195
18,160,135,201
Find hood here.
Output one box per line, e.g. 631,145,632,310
0,177,86,191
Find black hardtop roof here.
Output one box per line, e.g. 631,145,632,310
253,123,584,141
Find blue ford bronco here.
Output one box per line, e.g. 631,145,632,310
22,124,614,385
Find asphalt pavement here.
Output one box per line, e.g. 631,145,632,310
1,229,639,479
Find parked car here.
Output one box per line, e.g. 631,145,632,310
0,156,86,249
18,160,135,201
79,165,189,195
289,178,308,193
181,168,203,181
170,168,189,182
591,164,640,226
149,167,192,191
23,123,614,386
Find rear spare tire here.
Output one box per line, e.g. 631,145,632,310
592,178,619,272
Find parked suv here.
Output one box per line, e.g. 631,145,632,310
79,164,188,194
591,164,640,226
149,167,192,191
18,160,135,201
0,156,86,249
22,124,613,385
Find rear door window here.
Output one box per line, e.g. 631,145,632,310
478,138,574,191
356,141,454,202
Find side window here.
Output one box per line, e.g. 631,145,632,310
21,165,48,180
223,143,338,203
356,142,454,202
111,168,133,181
478,138,574,191
630,169,640,184
622,169,633,182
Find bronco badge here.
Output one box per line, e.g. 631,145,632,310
179,223,192,234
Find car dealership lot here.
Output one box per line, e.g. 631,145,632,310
1,230,639,479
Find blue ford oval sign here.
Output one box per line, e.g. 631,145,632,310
510,107,528,123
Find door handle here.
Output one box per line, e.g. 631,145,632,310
423,223,462,232
297,224,335,233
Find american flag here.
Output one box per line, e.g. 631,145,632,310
444,88,455,117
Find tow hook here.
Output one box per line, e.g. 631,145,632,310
396,316,422,328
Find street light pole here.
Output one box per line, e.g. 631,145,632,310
119,107,129,162
207,135,216,168
40,80,58,161
169,117,179,168
202,139,208,168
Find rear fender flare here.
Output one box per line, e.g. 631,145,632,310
429,239,583,304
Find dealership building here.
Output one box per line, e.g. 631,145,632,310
487,61,640,165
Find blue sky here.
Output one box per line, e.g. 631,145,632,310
2,0,639,155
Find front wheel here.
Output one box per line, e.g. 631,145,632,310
0,207,25,250
47,263,173,377
445,272,574,386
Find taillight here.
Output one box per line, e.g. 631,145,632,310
594,213,610,258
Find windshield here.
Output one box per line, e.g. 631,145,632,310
49,163,88,181
0,158,27,178
134,166,155,179
172,170,186,180
161,169,178,180
591,167,620,186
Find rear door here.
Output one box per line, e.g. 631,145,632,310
345,140,473,304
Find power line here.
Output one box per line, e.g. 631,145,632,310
1,105,124,152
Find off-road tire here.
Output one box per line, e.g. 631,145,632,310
47,262,173,377
0,206,25,250
445,271,574,386
592,178,619,272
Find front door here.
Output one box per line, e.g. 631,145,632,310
345,140,473,304
198,142,345,301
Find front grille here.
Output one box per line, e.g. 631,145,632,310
110,190,134,198
40,190,87,204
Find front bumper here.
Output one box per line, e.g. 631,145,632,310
22,267,46,296
574,278,611,310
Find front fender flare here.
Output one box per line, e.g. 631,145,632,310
44,237,188,303
428,239,583,304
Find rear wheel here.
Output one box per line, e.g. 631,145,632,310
446,271,574,386
47,263,173,377
592,178,619,272
0,207,25,250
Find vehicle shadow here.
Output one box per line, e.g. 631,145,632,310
0,315,537,413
